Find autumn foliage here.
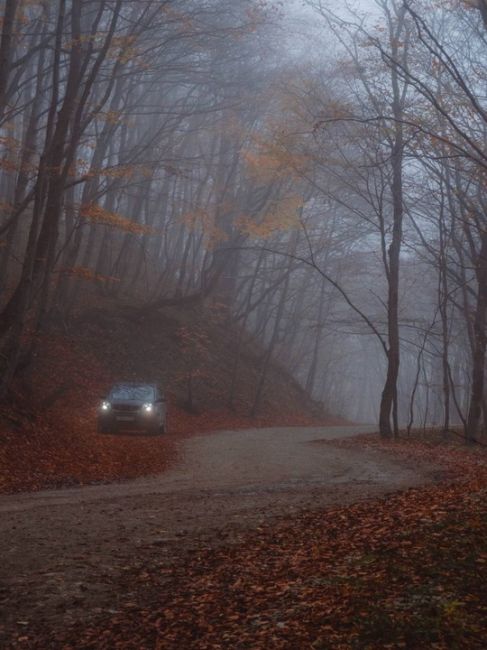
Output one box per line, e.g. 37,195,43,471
12,436,487,649
0,303,327,494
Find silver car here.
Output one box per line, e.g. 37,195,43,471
98,382,167,434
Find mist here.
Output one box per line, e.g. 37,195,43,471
2,2,487,647
1,0,486,436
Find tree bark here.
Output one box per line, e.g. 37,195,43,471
378,121,404,438
465,231,487,442
0,0,17,121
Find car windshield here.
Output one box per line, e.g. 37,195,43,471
110,385,155,401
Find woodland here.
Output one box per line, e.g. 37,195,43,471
2,2,487,649
2,0,487,439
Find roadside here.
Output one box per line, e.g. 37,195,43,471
51,454,485,650
0,302,340,494
1,425,477,648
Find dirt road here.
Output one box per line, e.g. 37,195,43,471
0,425,440,642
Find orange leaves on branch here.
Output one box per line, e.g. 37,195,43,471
80,203,153,235
59,266,120,284
108,35,140,64
74,163,153,181
322,97,354,119
0,134,21,152
160,6,195,34
236,195,302,239
0,158,18,173
180,208,228,247
70,162,142,180
181,207,209,229
243,147,308,181
70,158,90,177
96,110,124,126
243,130,312,183
96,164,141,179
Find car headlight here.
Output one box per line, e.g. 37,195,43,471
101,401,111,411
143,403,153,413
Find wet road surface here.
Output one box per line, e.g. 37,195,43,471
0,425,439,638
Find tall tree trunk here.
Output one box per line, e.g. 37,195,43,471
377,5,407,438
438,194,451,432
0,0,17,121
305,279,326,396
465,231,487,442
378,124,404,438
0,0,81,397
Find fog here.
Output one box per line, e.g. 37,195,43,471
0,0,486,438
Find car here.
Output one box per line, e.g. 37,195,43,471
97,382,167,435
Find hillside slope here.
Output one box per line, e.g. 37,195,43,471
0,301,340,493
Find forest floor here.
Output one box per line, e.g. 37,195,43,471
2,426,486,649
0,300,337,493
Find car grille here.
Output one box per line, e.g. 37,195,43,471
113,404,140,412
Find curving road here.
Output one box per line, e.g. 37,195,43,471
0,425,438,640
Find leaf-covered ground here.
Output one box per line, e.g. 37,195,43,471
15,436,487,650
0,319,328,494
0,395,319,494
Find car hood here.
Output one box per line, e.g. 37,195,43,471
110,400,145,407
